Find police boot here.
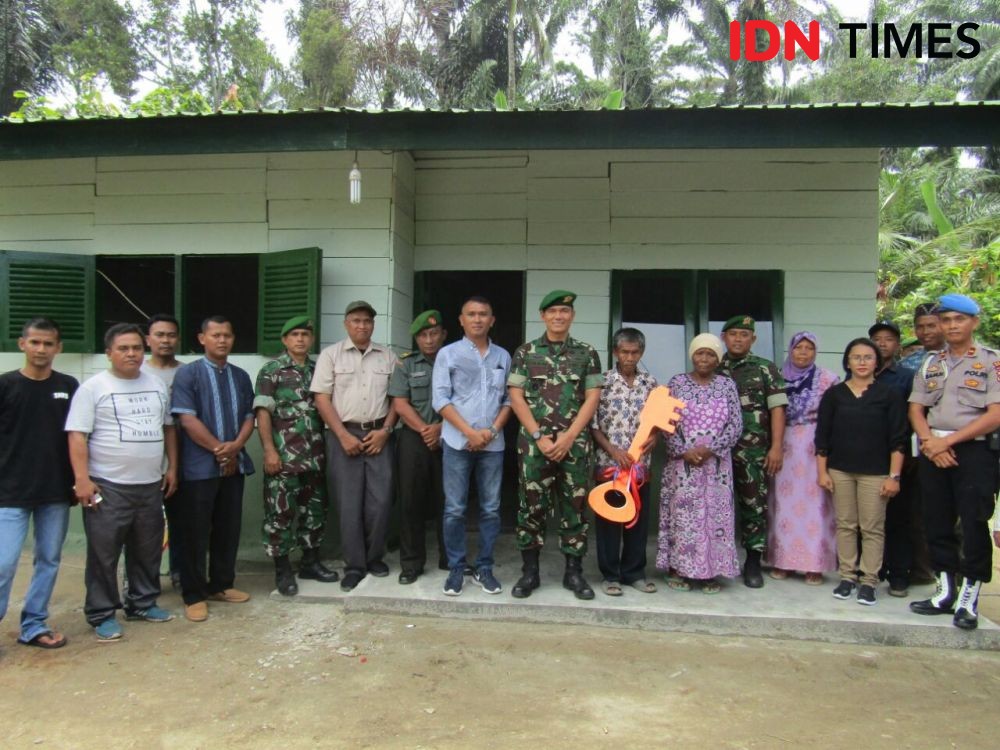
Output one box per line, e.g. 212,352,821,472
953,578,982,630
562,554,595,600
511,548,541,598
274,555,298,597
743,549,764,589
910,571,956,615
298,548,340,583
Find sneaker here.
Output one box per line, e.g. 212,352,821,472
832,580,857,600
443,568,464,596
857,584,877,606
474,567,502,595
125,605,174,622
94,618,123,642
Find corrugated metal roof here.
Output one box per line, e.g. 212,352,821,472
1,101,996,158
1,100,995,125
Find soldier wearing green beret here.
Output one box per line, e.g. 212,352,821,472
718,315,788,588
507,290,604,600
254,316,338,596
388,310,450,584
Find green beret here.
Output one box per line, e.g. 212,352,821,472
410,309,443,336
539,290,577,311
280,316,313,337
722,315,755,333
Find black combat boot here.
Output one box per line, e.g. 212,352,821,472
562,554,595,600
910,571,956,615
274,555,298,597
298,548,340,583
953,577,982,630
743,549,764,588
511,548,541,598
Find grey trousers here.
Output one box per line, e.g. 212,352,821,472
326,427,394,577
82,478,164,625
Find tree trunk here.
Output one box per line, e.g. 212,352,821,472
507,0,517,106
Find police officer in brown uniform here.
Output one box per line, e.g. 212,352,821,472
908,294,1000,630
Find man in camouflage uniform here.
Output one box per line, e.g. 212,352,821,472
507,290,603,600
388,310,448,585
254,316,339,596
718,315,787,589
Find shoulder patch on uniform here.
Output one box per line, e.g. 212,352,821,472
400,352,413,360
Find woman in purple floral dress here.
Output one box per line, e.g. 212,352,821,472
656,334,743,593
766,332,840,584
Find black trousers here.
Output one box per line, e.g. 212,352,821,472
918,442,999,583
881,468,915,581
175,475,245,605
395,427,446,574
82,478,164,625
594,481,652,584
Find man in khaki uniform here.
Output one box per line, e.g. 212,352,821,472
908,294,1000,630
311,301,398,591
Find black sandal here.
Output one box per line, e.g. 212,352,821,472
18,631,67,649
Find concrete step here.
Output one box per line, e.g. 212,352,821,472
269,540,1000,651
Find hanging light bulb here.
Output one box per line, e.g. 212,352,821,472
349,155,361,204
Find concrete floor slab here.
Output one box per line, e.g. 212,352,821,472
273,539,1000,651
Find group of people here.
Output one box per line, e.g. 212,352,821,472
0,288,997,648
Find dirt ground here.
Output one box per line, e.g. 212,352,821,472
3,548,1000,750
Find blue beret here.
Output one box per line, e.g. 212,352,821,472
936,294,980,315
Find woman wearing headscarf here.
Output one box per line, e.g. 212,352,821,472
656,333,743,594
766,332,840,584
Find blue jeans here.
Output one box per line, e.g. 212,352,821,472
0,503,70,642
442,444,504,570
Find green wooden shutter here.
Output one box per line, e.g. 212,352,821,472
0,250,95,353
257,247,322,356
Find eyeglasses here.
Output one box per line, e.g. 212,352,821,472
848,355,877,363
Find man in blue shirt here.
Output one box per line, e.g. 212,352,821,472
432,296,512,597
171,316,255,622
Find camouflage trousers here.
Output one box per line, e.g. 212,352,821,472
262,470,328,558
732,446,768,552
515,435,590,556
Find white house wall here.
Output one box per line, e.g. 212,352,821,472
412,148,879,370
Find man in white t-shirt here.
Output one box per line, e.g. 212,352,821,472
67,323,178,642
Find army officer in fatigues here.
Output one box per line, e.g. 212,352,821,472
508,290,603,600
908,294,1000,630
718,315,788,589
254,316,339,596
388,310,448,584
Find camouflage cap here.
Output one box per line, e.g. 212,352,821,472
410,309,443,336
539,289,577,311
721,315,755,333
280,315,313,337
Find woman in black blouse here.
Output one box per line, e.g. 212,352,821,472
815,338,907,606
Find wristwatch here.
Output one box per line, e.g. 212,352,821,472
531,429,543,441
488,426,499,440
889,473,901,482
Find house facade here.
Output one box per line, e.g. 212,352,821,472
1,104,992,556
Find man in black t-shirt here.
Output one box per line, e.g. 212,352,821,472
0,318,78,649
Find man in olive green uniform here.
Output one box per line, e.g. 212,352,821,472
508,290,603,600
718,315,787,589
388,310,448,584
254,316,339,596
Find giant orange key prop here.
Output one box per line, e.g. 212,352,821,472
588,386,685,525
